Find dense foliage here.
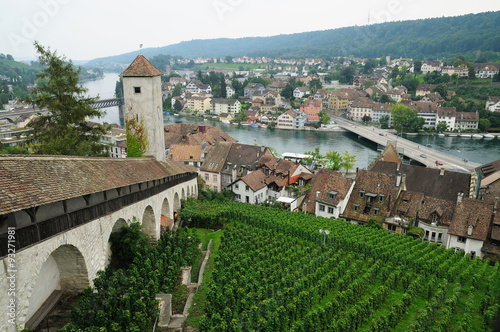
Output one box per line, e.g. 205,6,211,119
60,222,200,331
180,200,500,331
86,11,500,64
24,42,110,156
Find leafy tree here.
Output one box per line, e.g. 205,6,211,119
468,66,476,80
24,42,109,156
174,99,183,112
281,83,295,99
340,65,356,83
391,66,400,79
319,111,330,124
303,146,324,167
225,56,233,63
172,83,183,97
362,115,371,123
361,80,375,89
363,59,377,74
479,118,491,131
413,60,422,73
115,77,123,98
231,112,247,124
390,103,424,133
341,150,356,173
436,121,448,133
433,83,448,99
324,150,342,170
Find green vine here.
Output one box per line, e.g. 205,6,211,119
126,113,149,157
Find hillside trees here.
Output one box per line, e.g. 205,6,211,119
24,42,110,156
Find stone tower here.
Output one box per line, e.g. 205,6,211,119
120,55,165,161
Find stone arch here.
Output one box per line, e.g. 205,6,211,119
182,187,186,199
26,244,89,322
105,218,128,266
161,198,173,233
161,198,171,218
141,205,157,241
173,192,181,220
187,186,190,196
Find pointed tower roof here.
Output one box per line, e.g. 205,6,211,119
119,55,163,77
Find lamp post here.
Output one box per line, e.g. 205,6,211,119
319,229,330,245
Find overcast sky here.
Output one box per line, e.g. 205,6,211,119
1,0,499,61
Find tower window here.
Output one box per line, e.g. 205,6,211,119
134,86,141,93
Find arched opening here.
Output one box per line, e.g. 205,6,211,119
173,192,181,223
161,198,173,234
26,245,89,326
182,188,186,200
141,205,157,242
105,218,128,266
187,186,190,196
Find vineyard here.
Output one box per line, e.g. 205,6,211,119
181,199,500,331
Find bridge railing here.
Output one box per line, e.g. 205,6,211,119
0,172,197,258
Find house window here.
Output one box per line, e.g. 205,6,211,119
134,86,141,93
328,207,334,214
388,224,397,232
379,195,384,202
328,192,337,200
235,194,241,200
205,174,209,181
373,208,379,216
213,186,218,192
432,214,439,223
319,204,325,212
245,185,249,191
354,204,359,211
359,191,365,198
457,236,466,243
213,174,218,182
235,184,239,190
437,233,443,243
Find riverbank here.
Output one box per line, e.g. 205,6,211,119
169,113,347,132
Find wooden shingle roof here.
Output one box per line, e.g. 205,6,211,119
0,155,195,215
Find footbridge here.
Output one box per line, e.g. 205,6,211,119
334,116,480,173
0,155,198,331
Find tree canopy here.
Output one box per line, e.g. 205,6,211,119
24,42,110,156
390,104,424,133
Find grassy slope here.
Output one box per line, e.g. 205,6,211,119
184,229,224,329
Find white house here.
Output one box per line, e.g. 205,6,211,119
231,170,267,204
293,87,310,99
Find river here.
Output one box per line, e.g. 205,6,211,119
82,74,500,168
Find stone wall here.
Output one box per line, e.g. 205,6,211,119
0,177,197,331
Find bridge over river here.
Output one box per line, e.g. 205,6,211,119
333,116,480,174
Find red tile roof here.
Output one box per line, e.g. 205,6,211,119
302,168,354,214
448,198,494,241
119,55,163,77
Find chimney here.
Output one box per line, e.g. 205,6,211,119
396,172,401,187
467,225,473,236
316,191,320,199
457,192,464,204
396,163,400,171
401,174,407,191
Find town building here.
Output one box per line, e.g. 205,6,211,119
299,99,322,122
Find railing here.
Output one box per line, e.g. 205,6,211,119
0,172,196,257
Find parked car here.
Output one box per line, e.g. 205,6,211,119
435,160,443,165
420,154,426,158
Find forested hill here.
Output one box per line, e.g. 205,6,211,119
87,11,500,66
